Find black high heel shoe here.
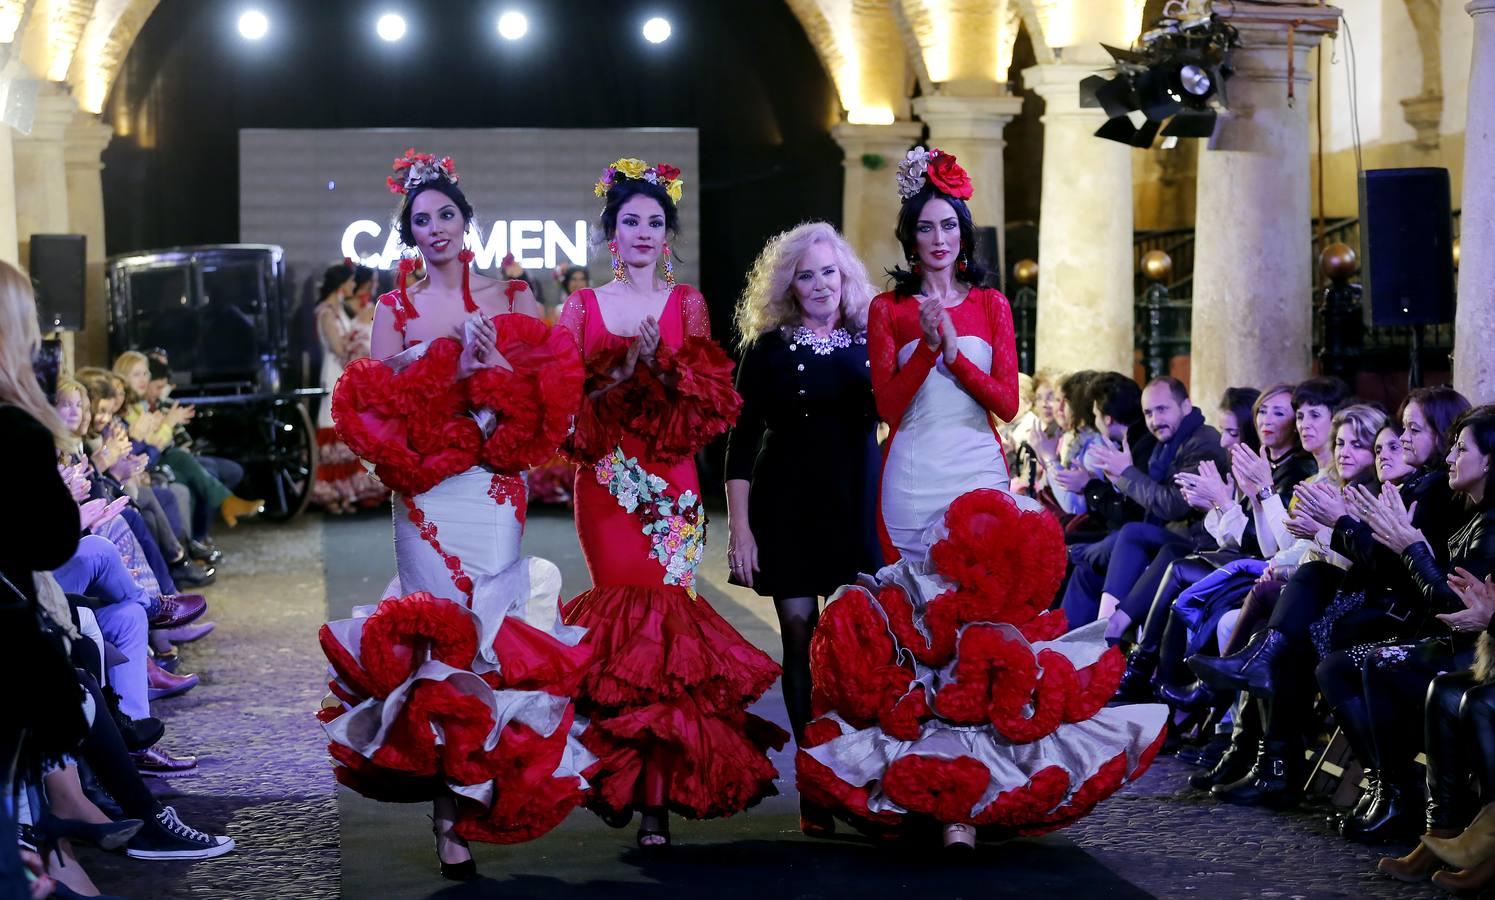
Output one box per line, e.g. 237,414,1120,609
33,813,143,851
637,808,671,850
431,818,476,881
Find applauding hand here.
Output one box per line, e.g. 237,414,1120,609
1438,568,1495,634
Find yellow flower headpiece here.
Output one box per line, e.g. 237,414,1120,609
594,157,685,204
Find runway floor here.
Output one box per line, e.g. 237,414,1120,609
80,505,1449,899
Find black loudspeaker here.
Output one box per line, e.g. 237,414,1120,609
972,226,1000,288
1357,168,1455,327
29,234,87,331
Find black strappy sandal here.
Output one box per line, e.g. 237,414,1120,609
636,809,671,850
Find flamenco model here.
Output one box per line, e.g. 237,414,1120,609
317,151,595,880
557,158,787,848
796,148,1170,849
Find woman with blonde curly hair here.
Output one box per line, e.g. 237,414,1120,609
723,221,882,830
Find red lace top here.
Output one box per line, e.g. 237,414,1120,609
867,286,1020,427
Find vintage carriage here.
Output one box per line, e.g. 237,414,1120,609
106,244,321,521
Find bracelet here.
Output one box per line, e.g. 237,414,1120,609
1255,486,1274,503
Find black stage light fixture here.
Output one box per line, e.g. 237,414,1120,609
1079,10,1238,149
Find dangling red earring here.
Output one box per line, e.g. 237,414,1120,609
458,248,477,312
662,243,675,286
397,256,420,319
609,240,628,284
958,257,969,274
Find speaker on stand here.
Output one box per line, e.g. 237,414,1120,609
29,234,87,332
1356,168,1454,388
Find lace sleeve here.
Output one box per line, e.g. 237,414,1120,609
680,285,712,338
868,295,937,427
946,290,1020,422
557,290,587,349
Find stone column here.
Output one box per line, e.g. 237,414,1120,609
1021,63,1135,375
912,93,1026,277
1190,7,1338,411
832,120,926,278
0,125,18,266
65,116,113,367
11,88,77,370
1455,0,1495,400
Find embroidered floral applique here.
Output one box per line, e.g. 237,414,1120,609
593,448,706,594
787,326,866,356
401,496,474,605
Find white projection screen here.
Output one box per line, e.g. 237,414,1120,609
240,128,699,305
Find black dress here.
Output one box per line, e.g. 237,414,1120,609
725,327,881,598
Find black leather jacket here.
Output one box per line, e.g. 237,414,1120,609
1402,498,1495,637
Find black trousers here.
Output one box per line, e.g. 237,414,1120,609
1425,668,1495,832
75,669,158,820
1317,639,1468,784
1262,562,1348,743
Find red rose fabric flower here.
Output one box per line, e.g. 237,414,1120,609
655,163,681,184
926,151,974,200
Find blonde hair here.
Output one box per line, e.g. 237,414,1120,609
53,376,90,442
0,261,71,444
734,221,874,350
113,350,149,404
1016,372,1035,409
1331,404,1389,484
1033,367,1065,394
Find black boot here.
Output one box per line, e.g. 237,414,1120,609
1114,647,1159,702
1211,738,1301,807
1342,779,1421,844
1332,770,1380,833
102,685,165,751
1187,629,1287,696
1190,725,1256,790
1157,678,1220,712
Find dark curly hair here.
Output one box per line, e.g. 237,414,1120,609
886,182,991,296
598,177,680,242
396,178,475,249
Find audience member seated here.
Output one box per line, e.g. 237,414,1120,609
1190,403,1463,808
1309,387,1471,841
1032,370,1103,517
1379,576,1495,890
112,351,263,543
1011,366,1063,494
1059,376,1229,631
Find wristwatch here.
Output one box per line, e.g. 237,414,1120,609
1255,486,1275,502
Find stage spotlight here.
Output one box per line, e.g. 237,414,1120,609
1080,14,1236,148
237,9,269,40
497,11,528,40
376,13,406,42
642,16,671,44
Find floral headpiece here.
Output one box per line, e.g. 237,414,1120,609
387,148,458,195
594,157,685,204
895,146,973,201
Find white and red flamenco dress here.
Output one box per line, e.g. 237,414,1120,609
797,288,1169,839
557,285,789,821
317,304,599,844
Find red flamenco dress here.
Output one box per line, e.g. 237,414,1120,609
317,284,599,844
796,289,1168,839
557,285,789,820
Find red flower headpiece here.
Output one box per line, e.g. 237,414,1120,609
387,149,459,195
895,146,973,201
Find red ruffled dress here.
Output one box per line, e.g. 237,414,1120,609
557,285,789,820
797,289,1168,839
317,285,600,844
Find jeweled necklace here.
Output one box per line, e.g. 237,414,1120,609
788,325,864,355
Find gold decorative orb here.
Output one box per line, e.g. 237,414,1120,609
1453,237,1461,270
1013,258,1038,286
1140,250,1172,282
1319,242,1358,280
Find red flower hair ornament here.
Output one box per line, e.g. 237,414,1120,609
388,149,459,195
895,146,973,201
